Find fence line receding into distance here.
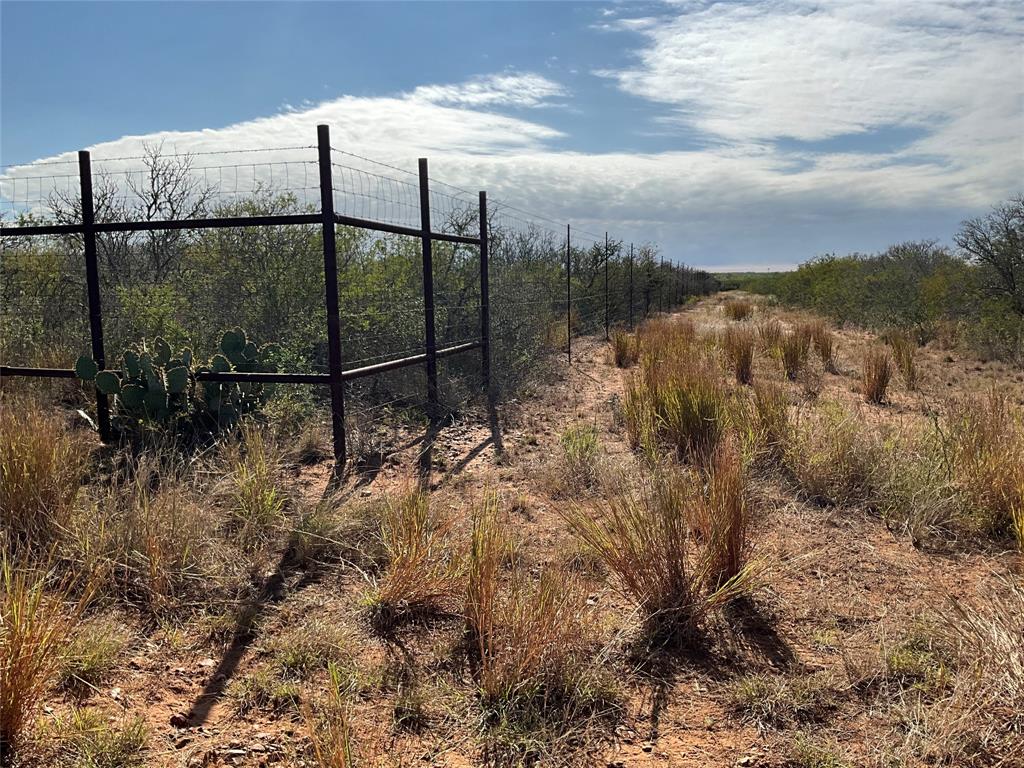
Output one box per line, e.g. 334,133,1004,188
0,124,714,470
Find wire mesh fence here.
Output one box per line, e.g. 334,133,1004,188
1,124,718,469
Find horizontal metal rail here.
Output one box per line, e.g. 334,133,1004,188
341,340,481,381
0,213,481,246
0,340,482,385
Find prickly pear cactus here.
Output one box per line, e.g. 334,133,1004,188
74,328,278,435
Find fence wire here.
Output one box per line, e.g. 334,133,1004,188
1,133,718,466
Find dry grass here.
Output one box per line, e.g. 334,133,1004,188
624,319,730,464
889,332,919,390
757,319,783,353
891,577,1024,765
941,389,1024,538
751,381,791,461
722,325,755,385
781,328,812,380
564,470,752,643
368,490,458,630
690,437,752,586
67,458,220,612
555,422,602,495
611,329,638,368
306,662,358,768
0,399,90,554
786,402,879,507
0,559,84,761
808,320,839,374
224,425,287,550
466,497,614,757
861,348,893,404
724,298,754,321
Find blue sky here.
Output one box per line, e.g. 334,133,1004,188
2,0,1022,270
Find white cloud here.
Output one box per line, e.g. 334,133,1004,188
601,0,1024,196
410,73,568,109
3,4,1022,273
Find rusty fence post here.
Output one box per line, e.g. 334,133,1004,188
628,243,634,330
604,231,610,340
478,191,491,401
418,158,439,421
317,124,346,470
79,150,111,442
566,224,571,364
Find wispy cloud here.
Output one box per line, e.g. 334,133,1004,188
3,3,1021,272
410,72,568,109
599,0,1023,197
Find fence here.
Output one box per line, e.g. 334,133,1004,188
0,124,716,470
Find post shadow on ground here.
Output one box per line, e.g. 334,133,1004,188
415,395,504,489
180,531,325,727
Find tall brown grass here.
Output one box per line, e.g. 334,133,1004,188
807,320,839,373
724,298,754,321
690,438,751,586
611,329,638,368
626,319,729,464
941,389,1024,538
889,332,918,390
369,490,457,629
862,348,894,404
757,319,783,354
465,497,611,744
722,326,755,385
780,328,811,380
751,382,791,460
0,399,89,553
564,471,753,643
0,559,84,761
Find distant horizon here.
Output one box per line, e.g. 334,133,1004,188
2,1,1021,271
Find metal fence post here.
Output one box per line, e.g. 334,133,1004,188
566,224,571,364
79,151,111,442
478,191,491,400
317,124,346,470
418,158,439,420
604,231,610,340
628,243,634,330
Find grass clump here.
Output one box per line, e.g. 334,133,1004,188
690,438,751,587
271,616,354,680
1,560,82,761
722,325,755,385
0,399,90,554
724,298,754,321
556,422,601,495
224,425,287,550
728,671,838,730
57,616,130,694
786,402,878,507
808,319,839,373
54,708,147,768
67,459,219,612
780,328,812,380
757,318,783,353
367,490,457,631
751,381,791,461
306,662,358,768
861,348,893,404
466,498,617,760
231,667,302,715
564,470,754,644
888,331,919,390
941,389,1024,538
610,329,638,368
